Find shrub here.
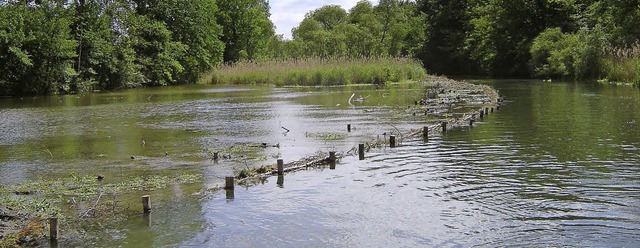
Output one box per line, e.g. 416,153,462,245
530,27,607,79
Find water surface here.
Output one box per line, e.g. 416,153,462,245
1,81,639,247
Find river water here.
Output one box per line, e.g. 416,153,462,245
1,80,639,247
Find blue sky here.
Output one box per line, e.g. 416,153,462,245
270,0,378,39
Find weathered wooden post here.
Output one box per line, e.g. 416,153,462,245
441,122,447,132
142,195,151,213
277,175,284,187
358,144,365,160
225,177,234,190
423,126,429,141
225,189,234,200
491,107,494,113
479,110,484,119
485,107,489,115
347,124,351,132
49,217,58,241
277,159,284,175
329,151,336,162
390,135,396,148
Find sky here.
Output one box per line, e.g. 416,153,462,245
269,0,378,39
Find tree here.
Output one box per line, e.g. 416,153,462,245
417,0,477,74
217,0,275,62
127,15,187,86
138,0,224,82
289,1,424,59
0,1,77,95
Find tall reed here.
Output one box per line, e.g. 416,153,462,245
199,57,427,86
601,42,640,85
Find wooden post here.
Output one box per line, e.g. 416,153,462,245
225,189,234,200
358,144,365,160
277,175,284,187
49,217,58,241
390,135,396,148
485,107,489,115
491,107,494,113
479,110,484,119
143,211,151,227
225,177,234,190
142,195,151,213
213,152,219,160
441,122,447,132
347,124,351,132
277,159,284,175
423,126,428,140
329,151,336,162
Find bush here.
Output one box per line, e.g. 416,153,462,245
530,27,606,79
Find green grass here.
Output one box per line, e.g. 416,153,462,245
601,43,640,85
199,57,427,86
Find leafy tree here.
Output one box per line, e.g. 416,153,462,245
584,0,640,46
217,0,274,62
71,0,142,91
291,6,349,58
417,0,477,74
0,1,77,95
306,5,347,30
127,15,187,86
530,26,607,79
139,0,224,82
289,1,424,59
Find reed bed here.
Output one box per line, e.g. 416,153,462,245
602,42,640,85
200,57,427,86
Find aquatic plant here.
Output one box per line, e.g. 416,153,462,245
200,57,427,86
601,42,640,85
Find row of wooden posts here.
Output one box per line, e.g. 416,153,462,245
47,106,495,241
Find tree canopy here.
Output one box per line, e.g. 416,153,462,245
1,0,639,96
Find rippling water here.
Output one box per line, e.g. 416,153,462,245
1,80,639,247
181,81,640,247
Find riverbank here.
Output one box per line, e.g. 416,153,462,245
201,57,427,86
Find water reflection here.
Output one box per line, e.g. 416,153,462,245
182,80,640,247
2,81,640,246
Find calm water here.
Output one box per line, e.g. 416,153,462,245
1,80,639,247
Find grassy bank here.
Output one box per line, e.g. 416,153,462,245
601,44,640,86
200,57,427,86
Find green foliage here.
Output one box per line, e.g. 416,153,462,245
0,1,77,95
601,43,640,85
285,0,425,59
206,57,426,86
3,0,640,95
138,0,225,82
0,0,226,96
217,0,275,63
128,15,187,86
530,27,607,79
417,0,477,74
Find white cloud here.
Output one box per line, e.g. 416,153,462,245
269,0,378,39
